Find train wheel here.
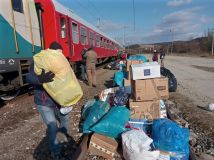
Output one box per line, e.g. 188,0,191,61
0,89,20,101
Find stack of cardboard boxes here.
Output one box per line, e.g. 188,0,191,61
124,59,144,86
125,60,169,120
87,60,169,159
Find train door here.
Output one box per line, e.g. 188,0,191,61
70,21,81,60
59,15,72,57
35,3,45,49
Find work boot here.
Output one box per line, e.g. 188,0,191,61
51,152,64,160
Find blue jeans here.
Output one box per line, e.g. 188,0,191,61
36,105,69,154
80,64,86,80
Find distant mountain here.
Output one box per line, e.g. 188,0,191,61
126,36,213,55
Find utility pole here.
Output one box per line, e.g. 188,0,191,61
123,25,127,47
97,17,100,29
133,0,135,31
170,29,174,54
212,28,214,56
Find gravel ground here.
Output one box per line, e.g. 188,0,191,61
0,68,115,160
0,55,214,160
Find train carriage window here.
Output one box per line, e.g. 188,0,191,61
106,40,110,48
100,37,103,47
12,0,24,13
60,18,66,38
103,39,106,48
80,27,87,45
89,31,95,47
96,34,100,47
72,22,79,44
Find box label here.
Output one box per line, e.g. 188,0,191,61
144,69,151,76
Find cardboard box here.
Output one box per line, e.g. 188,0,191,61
89,133,118,159
124,78,131,86
132,77,169,101
129,98,160,119
126,60,144,71
131,62,160,80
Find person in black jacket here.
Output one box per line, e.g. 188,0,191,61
26,42,70,159
160,49,165,66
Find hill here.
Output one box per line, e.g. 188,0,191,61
126,35,213,56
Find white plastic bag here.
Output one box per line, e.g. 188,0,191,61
122,130,160,160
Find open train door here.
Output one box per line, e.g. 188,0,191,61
35,2,45,49
59,15,73,59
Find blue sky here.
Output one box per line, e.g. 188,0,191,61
58,0,214,45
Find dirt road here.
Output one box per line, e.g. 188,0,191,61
164,55,214,107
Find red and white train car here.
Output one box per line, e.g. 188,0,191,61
35,0,122,66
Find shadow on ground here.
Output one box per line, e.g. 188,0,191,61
104,76,114,88
33,132,78,160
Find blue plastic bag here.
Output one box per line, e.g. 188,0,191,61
127,55,147,62
113,87,129,106
91,106,130,138
83,100,110,133
81,99,96,120
152,118,189,160
114,71,125,87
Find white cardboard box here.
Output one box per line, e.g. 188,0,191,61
131,62,160,80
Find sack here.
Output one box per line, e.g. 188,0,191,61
91,106,130,138
113,87,129,106
127,55,147,62
82,100,110,133
127,118,152,135
122,130,159,160
114,71,125,87
81,99,96,120
152,118,189,160
160,67,177,92
33,49,83,106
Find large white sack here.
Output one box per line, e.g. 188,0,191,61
122,129,160,160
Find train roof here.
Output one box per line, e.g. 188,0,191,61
52,0,122,47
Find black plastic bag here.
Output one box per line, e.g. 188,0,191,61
161,67,177,92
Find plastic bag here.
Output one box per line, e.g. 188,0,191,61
113,87,129,106
33,49,83,106
91,106,130,138
127,118,152,135
81,99,96,120
82,100,110,133
114,71,125,87
152,118,189,160
160,67,177,92
127,55,147,62
122,130,159,160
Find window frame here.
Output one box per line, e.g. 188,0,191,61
71,21,79,44
80,26,88,45
60,17,67,39
96,34,100,47
89,31,95,47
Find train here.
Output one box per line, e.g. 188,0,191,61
0,0,122,100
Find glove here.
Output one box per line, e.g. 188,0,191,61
37,69,55,83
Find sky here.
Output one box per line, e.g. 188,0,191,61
58,0,214,45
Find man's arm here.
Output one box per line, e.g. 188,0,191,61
26,63,55,85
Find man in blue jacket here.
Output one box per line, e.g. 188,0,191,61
26,42,69,159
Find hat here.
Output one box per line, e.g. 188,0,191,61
49,41,63,50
